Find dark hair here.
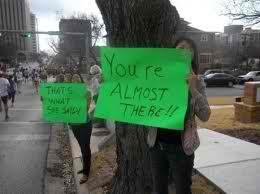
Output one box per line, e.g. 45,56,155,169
174,37,199,74
73,73,85,83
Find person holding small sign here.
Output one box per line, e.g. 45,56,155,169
148,38,211,194
69,73,93,184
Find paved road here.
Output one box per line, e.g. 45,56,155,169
206,85,244,97
0,83,50,194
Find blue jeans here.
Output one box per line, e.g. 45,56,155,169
149,142,194,194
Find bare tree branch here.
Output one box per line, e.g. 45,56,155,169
48,39,60,54
222,0,260,25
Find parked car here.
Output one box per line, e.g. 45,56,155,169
238,71,260,83
204,73,238,87
203,69,233,77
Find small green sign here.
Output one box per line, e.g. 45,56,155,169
94,48,191,130
40,83,87,123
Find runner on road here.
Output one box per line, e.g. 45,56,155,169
16,70,23,94
34,73,40,94
0,71,10,120
24,68,29,83
8,75,17,107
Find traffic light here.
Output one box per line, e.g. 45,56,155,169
20,32,32,38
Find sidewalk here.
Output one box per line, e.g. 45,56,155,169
195,128,260,194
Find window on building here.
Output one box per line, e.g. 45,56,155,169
201,34,208,42
253,33,259,41
250,34,255,41
200,54,212,64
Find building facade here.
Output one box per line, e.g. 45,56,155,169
59,19,92,72
0,0,32,53
175,19,216,73
214,25,244,67
214,25,260,70
59,19,92,57
30,13,39,53
241,28,260,59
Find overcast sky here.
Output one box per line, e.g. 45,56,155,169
29,0,240,52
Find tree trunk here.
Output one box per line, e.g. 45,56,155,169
95,0,180,193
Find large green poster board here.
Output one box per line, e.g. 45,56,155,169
40,83,87,123
95,48,191,130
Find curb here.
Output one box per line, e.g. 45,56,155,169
44,124,69,194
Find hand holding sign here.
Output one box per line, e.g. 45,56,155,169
94,48,191,130
187,71,198,93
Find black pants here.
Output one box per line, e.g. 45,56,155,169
71,121,93,176
149,142,194,194
9,92,16,103
1,96,8,105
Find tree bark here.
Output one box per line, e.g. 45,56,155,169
95,0,180,193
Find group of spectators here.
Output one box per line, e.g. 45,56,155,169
58,38,211,194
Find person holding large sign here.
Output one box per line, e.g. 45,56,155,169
94,39,211,193
148,38,211,194
69,73,93,184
